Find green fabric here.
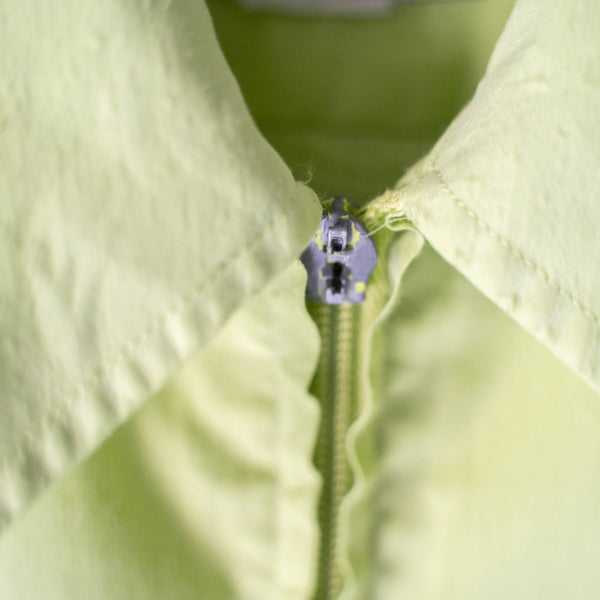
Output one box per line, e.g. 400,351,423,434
0,0,319,527
0,263,322,600
207,0,513,203
365,0,600,395
345,246,600,600
2,0,600,599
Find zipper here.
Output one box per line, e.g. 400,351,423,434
300,198,387,600
308,301,361,600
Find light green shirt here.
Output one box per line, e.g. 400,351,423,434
1,0,599,598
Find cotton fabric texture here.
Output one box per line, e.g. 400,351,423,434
1,0,599,599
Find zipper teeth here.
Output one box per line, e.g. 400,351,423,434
307,228,394,600
311,302,362,600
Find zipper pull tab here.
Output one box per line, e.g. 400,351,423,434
300,197,377,305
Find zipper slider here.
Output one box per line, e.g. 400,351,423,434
300,197,377,305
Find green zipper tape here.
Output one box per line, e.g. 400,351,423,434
308,301,362,600
303,205,397,599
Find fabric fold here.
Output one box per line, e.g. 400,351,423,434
366,0,600,394
0,0,320,530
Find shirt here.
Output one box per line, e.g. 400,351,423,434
1,0,600,598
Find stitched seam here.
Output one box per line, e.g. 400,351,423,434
1,202,297,476
430,168,600,328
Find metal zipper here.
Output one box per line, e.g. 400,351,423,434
300,197,377,306
300,198,379,600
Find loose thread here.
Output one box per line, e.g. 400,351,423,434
363,222,387,239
